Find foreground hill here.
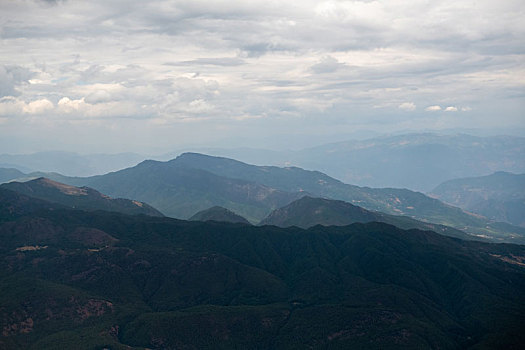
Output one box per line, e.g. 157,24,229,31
0,190,524,349
431,172,525,227
0,178,163,217
190,206,251,224
260,196,474,240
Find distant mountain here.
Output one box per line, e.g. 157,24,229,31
1,192,524,349
0,168,26,183
169,152,525,243
53,159,304,223
190,206,251,224
23,152,523,242
431,172,525,227
293,134,525,191
260,196,474,240
195,133,525,192
0,178,163,217
0,151,147,176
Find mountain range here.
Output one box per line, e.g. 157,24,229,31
2,152,524,243
2,133,524,192
431,172,525,228
0,151,147,177
179,133,525,192
1,187,524,349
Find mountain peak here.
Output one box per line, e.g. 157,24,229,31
32,177,89,196
189,206,251,224
260,196,377,229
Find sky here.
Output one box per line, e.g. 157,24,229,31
0,0,524,154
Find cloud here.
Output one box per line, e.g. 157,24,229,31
23,99,54,114
85,90,112,104
425,105,442,112
311,56,345,74
0,97,54,115
0,0,524,152
167,57,246,67
444,106,458,112
0,65,34,97
57,97,85,113
398,102,416,111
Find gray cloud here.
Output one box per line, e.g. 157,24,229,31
0,0,523,153
0,65,34,97
165,57,246,67
311,56,345,74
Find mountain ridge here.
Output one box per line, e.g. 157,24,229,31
3,152,524,243
259,196,475,241
431,171,525,227
190,206,251,224
0,177,164,217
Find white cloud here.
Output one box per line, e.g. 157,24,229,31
57,97,85,113
461,106,472,111
425,105,442,112
185,99,214,113
23,99,54,114
0,0,523,152
0,97,54,116
398,102,416,111
444,106,458,112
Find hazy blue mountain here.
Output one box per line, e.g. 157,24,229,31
285,134,525,192
0,168,26,183
260,196,474,241
53,159,305,223
6,133,522,191
1,191,524,349
431,172,525,227
0,163,33,173
190,206,251,224
168,152,525,243
1,177,164,217
192,133,525,192
0,151,147,177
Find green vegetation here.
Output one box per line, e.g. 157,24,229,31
14,152,523,242
168,153,525,243
1,188,524,349
190,206,251,224
260,196,474,241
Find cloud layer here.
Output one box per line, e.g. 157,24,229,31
0,0,524,152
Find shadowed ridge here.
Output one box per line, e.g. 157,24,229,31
189,206,251,224
260,196,475,241
0,177,164,217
